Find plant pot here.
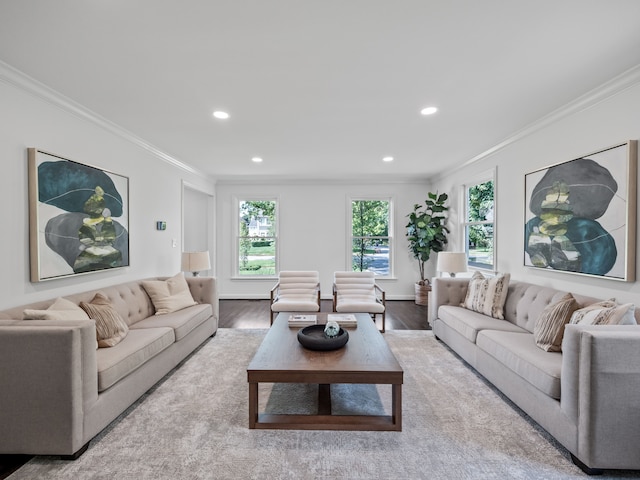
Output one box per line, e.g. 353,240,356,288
414,282,431,306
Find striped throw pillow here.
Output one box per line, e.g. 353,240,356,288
534,293,579,352
80,293,129,348
461,271,511,319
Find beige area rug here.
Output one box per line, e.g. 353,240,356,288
8,329,636,480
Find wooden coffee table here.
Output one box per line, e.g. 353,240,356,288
247,312,403,431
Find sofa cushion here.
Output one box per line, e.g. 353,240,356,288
96,327,174,392
23,297,90,321
569,300,637,326
533,293,579,352
461,272,510,319
129,304,212,341
142,272,197,315
80,293,130,348
438,305,528,343
477,330,562,399
271,294,320,312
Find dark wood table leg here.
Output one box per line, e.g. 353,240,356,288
249,382,258,428
318,383,332,415
392,383,402,431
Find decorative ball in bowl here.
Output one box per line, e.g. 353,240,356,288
297,324,349,351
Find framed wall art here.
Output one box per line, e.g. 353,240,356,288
524,141,637,281
28,148,130,282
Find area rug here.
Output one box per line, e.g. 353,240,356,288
8,329,631,479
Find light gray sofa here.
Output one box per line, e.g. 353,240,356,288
0,276,218,459
431,277,640,475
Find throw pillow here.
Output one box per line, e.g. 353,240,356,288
461,271,511,319
23,297,90,321
534,293,579,352
80,293,129,348
569,300,637,326
142,272,197,315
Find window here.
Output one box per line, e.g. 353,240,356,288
237,199,277,276
350,199,391,276
464,179,495,270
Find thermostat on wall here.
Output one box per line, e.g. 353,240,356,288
156,221,167,231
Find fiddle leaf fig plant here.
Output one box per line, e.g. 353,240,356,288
406,192,449,285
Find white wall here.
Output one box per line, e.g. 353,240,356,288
215,181,431,299
432,78,640,304
0,75,214,309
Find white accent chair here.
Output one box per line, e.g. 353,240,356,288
270,271,321,325
333,271,386,332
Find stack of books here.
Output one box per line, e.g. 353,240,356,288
327,314,358,328
288,314,317,328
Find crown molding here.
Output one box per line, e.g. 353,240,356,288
435,63,640,181
0,60,206,177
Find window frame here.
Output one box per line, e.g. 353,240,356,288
462,171,496,272
233,196,279,279
347,196,394,278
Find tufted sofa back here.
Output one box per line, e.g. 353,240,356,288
432,277,639,333
0,276,218,327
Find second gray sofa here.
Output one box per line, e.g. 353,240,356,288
0,275,218,459
431,276,640,474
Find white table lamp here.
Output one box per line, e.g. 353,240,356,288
436,252,467,277
181,251,211,277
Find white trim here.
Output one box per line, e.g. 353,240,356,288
436,63,640,180
461,170,497,273
233,196,279,278
0,60,207,178
347,196,394,278
181,180,216,277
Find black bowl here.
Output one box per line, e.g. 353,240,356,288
297,324,349,351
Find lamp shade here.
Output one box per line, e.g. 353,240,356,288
436,252,467,276
181,251,211,276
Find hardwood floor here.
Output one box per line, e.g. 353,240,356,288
219,299,430,330
0,299,428,478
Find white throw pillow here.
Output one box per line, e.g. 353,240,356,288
142,272,197,315
461,271,511,319
569,300,637,326
23,297,90,321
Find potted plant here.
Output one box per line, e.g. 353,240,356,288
405,192,449,305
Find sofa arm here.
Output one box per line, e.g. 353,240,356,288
0,320,98,455
561,324,640,469
430,277,469,322
186,276,219,323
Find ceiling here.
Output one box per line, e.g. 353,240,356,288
1,1,640,182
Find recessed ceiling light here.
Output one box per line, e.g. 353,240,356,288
251,157,263,163
213,110,229,119
420,106,438,116
383,156,394,162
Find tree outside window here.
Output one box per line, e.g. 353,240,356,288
237,200,277,276
464,180,494,270
351,199,391,276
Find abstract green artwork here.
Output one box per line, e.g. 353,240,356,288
28,149,130,282
524,141,636,281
